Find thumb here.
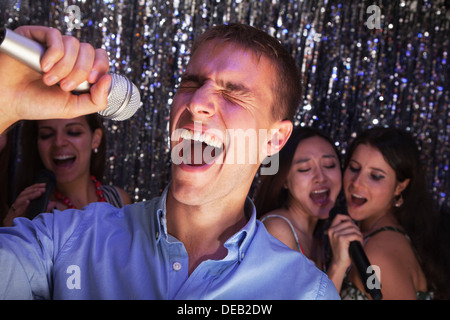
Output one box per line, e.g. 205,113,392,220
72,74,111,117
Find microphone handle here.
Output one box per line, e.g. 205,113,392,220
26,174,56,220
0,26,90,92
329,207,383,300
349,241,383,300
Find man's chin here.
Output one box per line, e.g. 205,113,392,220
171,161,218,189
169,177,217,207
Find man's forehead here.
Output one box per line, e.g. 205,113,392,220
180,39,276,112
189,39,263,67
186,42,274,84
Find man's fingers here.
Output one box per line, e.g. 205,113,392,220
67,74,111,117
59,42,95,91
88,49,110,83
14,26,65,73
2,25,112,123
43,35,81,88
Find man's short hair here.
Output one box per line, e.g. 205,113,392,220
191,23,301,122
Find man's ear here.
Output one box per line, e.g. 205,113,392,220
265,120,293,157
92,128,103,150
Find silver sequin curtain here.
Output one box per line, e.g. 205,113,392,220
4,0,449,213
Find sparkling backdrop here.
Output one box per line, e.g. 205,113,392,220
4,0,449,213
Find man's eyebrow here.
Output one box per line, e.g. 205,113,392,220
221,81,252,95
180,73,254,97
180,73,200,83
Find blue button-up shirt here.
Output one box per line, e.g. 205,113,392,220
0,187,339,299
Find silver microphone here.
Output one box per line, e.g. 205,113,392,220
0,26,141,121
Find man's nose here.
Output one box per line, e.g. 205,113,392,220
187,84,216,120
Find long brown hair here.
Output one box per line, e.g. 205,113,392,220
344,127,450,299
0,129,13,224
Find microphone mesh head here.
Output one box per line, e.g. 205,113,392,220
98,73,141,121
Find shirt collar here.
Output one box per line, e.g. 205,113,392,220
154,185,169,242
154,184,257,262
223,198,256,262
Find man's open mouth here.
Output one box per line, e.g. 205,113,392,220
172,128,224,166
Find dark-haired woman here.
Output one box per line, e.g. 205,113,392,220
328,127,449,299
254,127,343,270
4,115,131,226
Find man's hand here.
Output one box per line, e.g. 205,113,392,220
0,25,111,133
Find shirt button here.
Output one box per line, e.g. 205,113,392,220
172,262,182,271
241,253,245,260
155,231,159,239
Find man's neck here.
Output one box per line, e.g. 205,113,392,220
165,189,248,275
